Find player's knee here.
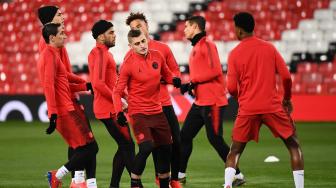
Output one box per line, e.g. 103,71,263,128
83,141,99,155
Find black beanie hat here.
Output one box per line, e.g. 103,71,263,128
91,20,113,39
38,6,59,25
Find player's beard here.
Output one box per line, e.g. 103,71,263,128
104,40,115,48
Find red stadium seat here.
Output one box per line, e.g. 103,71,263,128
301,73,323,84
297,63,319,73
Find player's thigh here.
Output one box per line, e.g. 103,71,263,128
151,113,173,146
262,110,295,140
57,111,95,149
100,117,133,145
130,114,154,145
232,114,262,142
180,104,204,140
202,105,226,137
162,105,180,141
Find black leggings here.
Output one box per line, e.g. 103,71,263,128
133,141,171,176
180,104,231,173
65,141,98,179
152,105,181,180
100,117,135,187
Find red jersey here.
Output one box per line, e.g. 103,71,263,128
113,50,173,115
39,37,86,95
227,36,292,115
148,39,180,106
125,39,181,106
88,42,117,119
189,36,228,106
38,45,74,117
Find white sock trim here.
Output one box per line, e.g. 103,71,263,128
87,178,97,188
293,170,304,188
178,172,186,179
74,170,85,183
55,166,69,180
224,167,236,187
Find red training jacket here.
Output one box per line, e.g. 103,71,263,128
113,49,173,115
189,36,228,107
38,45,74,117
227,36,292,115
88,42,117,119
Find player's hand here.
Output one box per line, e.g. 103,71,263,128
121,98,128,112
180,83,190,95
172,77,181,88
180,82,195,96
86,82,94,95
187,82,195,97
46,114,57,135
282,99,293,114
117,112,128,127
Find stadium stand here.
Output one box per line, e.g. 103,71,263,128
0,0,335,95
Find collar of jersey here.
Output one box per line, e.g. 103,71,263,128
96,42,109,51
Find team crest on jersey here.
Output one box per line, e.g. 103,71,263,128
152,61,158,69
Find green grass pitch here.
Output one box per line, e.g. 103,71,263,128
0,121,335,187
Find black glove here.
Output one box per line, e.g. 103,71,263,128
172,77,181,88
180,82,195,97
180,83,189,95
187,82,195,97
86,82,94,95
117,112,128,127
46,114,57,135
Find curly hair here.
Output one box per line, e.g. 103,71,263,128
125,12,148,25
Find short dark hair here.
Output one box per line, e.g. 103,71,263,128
127,29,142,43
42,23,61,43
126,12,148,25
233,12,255,33
186,16,206,31
91,20,113,39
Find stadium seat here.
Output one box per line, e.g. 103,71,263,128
307,40,329,53
314,9,334,20
297,63,319,73
302,72,323,83
302,30,323,41
299,19,319,31
281,30,302,42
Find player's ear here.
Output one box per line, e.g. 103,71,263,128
97,34,104,42
49,35,55,43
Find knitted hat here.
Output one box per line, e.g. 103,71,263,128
38,6,59,25
91,20,113,39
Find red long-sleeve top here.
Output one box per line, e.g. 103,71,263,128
113,49,173,115
38,45,74,117
39,37,86,96
125,39,181,106
88,42,117,119
227,36,292,115
148,39,181,106
189,36,228,106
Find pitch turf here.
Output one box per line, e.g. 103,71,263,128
0,121,335,188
